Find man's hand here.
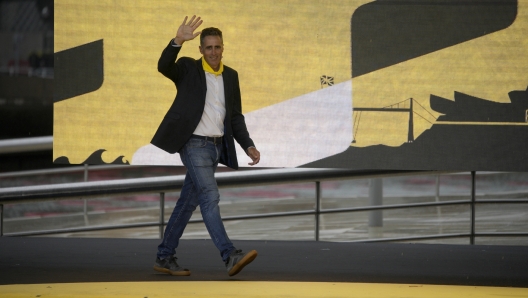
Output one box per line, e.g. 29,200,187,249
247,147,260,166
174,15,203,46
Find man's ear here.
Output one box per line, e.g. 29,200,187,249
198,46,203,55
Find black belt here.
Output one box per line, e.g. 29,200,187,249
191,134,223,144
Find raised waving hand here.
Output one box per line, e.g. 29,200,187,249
174,15,203,45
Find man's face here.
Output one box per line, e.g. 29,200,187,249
199,35,224,71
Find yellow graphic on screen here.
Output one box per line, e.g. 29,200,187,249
53,0,363,164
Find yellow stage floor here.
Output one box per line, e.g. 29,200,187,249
1,282,527,298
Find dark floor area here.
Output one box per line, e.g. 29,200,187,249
0,237,527,287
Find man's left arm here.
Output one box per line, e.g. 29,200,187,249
231,71,260,165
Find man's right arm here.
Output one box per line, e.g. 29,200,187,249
157,40,184,81
157,41,181,79
157,15,203,81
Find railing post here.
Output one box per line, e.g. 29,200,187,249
0,204,3,237
160,192,165,239
315,181,321,241
83,164,89,226
369,178,383,239
435,175,443,234
470,171,476,245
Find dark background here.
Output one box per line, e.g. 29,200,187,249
0,0,55,172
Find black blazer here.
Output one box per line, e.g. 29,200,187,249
151,40,255,170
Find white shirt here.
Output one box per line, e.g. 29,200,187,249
192,72,226,137
171,41,227,138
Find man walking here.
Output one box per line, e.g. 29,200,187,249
151,15,261,277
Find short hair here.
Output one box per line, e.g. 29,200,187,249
200,27,223,45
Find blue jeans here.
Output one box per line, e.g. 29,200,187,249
157,137,235,262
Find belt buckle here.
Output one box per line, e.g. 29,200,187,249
204,136,221,144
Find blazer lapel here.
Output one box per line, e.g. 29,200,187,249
195,58,207,95
222,68,233,111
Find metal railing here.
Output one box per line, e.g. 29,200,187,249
0,136,53,154
1,168,527,243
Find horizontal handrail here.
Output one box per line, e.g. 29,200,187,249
0,168,432,204
0,136,53,154
4,222,159,237
0,164,141,178
350,233,472,243
355,232,528,243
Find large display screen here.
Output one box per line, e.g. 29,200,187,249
54,0,528,170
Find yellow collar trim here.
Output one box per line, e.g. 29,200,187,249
202,57,223,76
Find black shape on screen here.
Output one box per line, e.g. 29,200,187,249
54,39,104,102
54,149,129,165
431,87,528,123
351,0,517,78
